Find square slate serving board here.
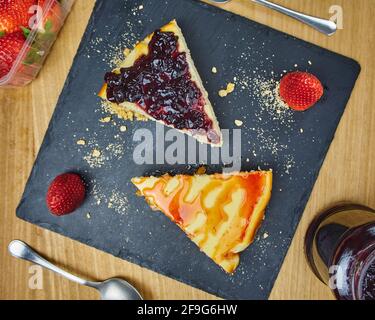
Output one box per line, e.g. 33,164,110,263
17,0,361,299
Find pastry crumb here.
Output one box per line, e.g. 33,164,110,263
219,82,235,97
120,125,127,132
86,213,91,219
300,128,304,133
235,119,243,127
83,141,105,168
134,112,148,121
124,48,131,56
219,89,228,97
77,139,86,146
211,66,217,74
139,4,144,9
263,232,269,239
308,60,312,65
227,82,235,93
92,149,101,158
101,100,148,122
100,116,111,123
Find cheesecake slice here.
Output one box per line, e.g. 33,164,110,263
132,171,273,273
99,20,222,147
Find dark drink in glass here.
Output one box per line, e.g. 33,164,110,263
305,204,375,300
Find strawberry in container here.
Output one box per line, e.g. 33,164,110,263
0,0,36,34
0,0,75,87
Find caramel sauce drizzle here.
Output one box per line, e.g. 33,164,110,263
141,173,265,265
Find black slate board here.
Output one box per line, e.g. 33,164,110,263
17,0,360,299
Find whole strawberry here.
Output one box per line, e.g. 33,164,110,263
0,31,26,78
46,173,86,216
279,71,324,111
0,0,36,34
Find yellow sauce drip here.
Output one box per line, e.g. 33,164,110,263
140,173,266,269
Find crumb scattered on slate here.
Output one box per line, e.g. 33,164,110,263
100,116,111,123
92,149,101,158
78,134,126,169
107,190,129,215
235,120,243,127
76,139,86,146
219,82,235,97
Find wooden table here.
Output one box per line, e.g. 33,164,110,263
1,0,374,300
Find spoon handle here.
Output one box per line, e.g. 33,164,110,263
252,0,337,36
8,240,97,288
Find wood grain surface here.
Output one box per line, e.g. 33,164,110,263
0,0,374,300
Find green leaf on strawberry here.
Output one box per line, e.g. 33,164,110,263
45,20,53,32
22,29,57,66
0,31,4,37
20,26,31,39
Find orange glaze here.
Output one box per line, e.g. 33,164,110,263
140,173,265,264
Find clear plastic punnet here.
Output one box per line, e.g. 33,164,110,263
0,0,75,87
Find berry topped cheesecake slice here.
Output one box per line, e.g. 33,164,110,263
132,171,273,273
99,20,222,147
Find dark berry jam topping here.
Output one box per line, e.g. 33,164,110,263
105,30,215,135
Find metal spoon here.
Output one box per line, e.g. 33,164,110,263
8,240,143,300
209,0,337,36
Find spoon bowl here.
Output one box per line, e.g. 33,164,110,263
96,278,143,300
8,240,143,300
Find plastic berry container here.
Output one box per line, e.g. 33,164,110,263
0,0,75,87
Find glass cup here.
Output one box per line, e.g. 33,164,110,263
304,203,375,300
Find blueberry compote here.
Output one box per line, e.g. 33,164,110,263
105,30,216,141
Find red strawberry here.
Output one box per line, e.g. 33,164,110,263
279,71,324,111
0,31,26,78
37,0,63,33
46,173,86,216
0,0,36,34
